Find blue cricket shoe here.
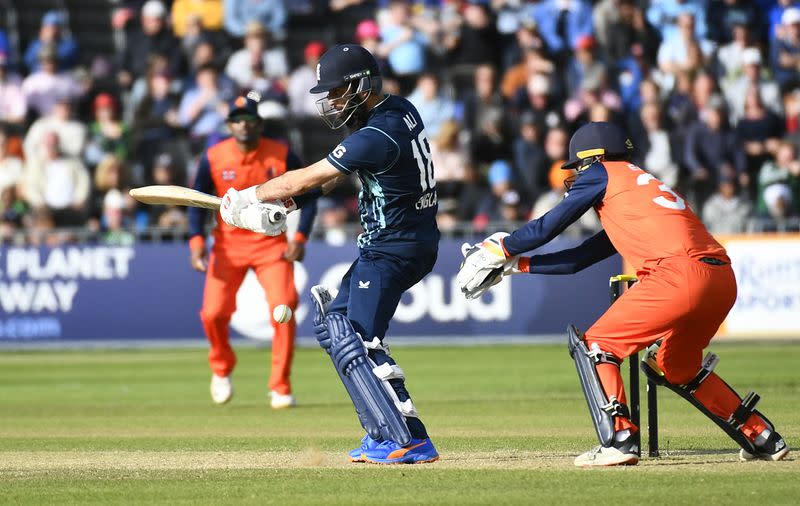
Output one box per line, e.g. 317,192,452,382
362,438,439,464
349,434,381,462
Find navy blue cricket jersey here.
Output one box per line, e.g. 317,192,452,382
326,95,440,250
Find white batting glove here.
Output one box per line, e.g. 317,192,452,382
220,183,298,234
230,202,288,236
220,186,289,236
220,186,258,227
456,232,514,300
237,185,260,206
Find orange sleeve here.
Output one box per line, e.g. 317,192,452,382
189,235,206,250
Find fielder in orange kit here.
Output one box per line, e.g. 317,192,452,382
187,92,317,408
457,122,789,466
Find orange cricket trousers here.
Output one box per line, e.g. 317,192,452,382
199,245,298,395
584,256,767,440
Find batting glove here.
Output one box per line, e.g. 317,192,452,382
219,187,256,227
220,195,287,237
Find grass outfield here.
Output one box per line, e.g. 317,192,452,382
1,343,798,505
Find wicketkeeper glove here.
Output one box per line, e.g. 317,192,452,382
456,233,532,300
456,232,509,299
502,256,530,276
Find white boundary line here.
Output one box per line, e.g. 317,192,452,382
1,334,798,351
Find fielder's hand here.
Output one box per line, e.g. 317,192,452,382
190,245,208,272
456,232,513,299
283,241,306,262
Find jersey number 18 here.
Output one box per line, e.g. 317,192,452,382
411,131,436,191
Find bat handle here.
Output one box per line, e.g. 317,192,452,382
268,209,285,224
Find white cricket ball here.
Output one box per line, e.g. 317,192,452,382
272,304,293,323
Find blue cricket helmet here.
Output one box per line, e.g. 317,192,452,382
310,44,381,93
562,122,634,170
310,44,382,129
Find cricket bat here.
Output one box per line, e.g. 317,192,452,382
129,185,285,223
130,185,221,209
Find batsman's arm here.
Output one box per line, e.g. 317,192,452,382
502,162,607,256
286,150,319,243
188,153,214,244
520,230,618,275
255,158,341,202
254,128,395,203
322,174,347,194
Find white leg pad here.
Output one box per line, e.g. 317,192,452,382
372,363,406,381
397,398,419,418
370,361,418,419
364,336,391,355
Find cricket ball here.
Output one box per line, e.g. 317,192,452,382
272,304,293,323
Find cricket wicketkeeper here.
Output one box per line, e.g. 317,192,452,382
457,121,790,467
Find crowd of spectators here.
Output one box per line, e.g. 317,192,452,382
1,0,800,247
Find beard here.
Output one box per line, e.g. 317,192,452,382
345,103,370,133
236,131,257,143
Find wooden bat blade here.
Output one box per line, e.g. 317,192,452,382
129,186,221,210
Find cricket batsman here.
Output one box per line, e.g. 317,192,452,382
217,45,441,464
188,91,317,409
457,122,790,467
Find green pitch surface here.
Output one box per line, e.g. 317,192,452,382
1,343,798,505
